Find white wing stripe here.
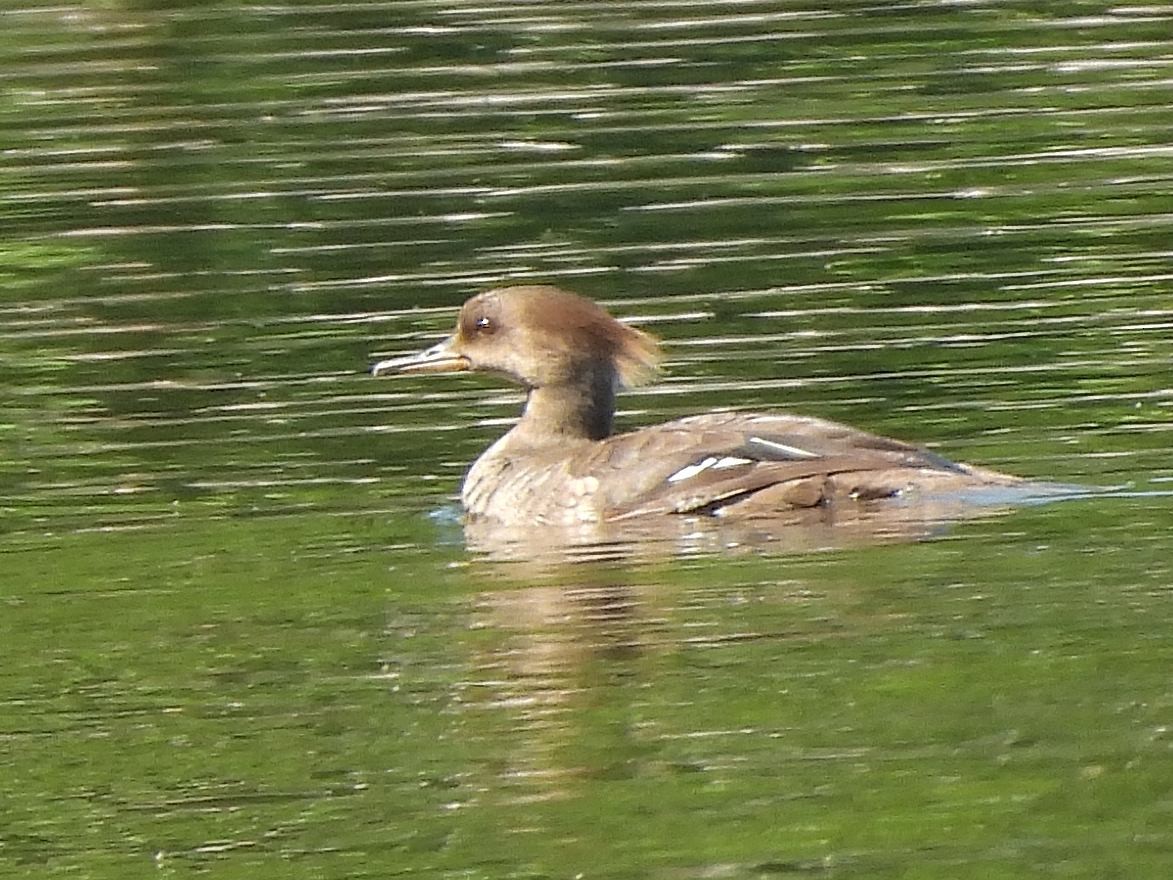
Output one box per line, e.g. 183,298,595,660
749,436,819,459
667,457,718,483
668,455,752,483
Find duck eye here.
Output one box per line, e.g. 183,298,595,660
474,315,495,334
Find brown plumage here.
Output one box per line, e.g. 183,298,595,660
373,285,1033,529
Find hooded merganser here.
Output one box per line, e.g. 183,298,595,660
373,285,1028,528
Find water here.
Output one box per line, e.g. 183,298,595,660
2,1,1171,877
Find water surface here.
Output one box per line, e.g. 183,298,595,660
2,1,1171,877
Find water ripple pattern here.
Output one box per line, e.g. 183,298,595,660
2,1,1170,536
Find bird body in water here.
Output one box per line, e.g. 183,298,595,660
372,286,1041,534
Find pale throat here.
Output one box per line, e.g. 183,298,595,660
512,365,618,444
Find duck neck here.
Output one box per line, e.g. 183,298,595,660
513,368,617,445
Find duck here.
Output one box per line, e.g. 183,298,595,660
372,285,1031,530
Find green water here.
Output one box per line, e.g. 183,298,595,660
3,1,1171,877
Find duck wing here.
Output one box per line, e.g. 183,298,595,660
578,411,1012,519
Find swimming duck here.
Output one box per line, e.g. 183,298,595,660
372,285,1026,528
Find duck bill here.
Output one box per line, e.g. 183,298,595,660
371,336,471,376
